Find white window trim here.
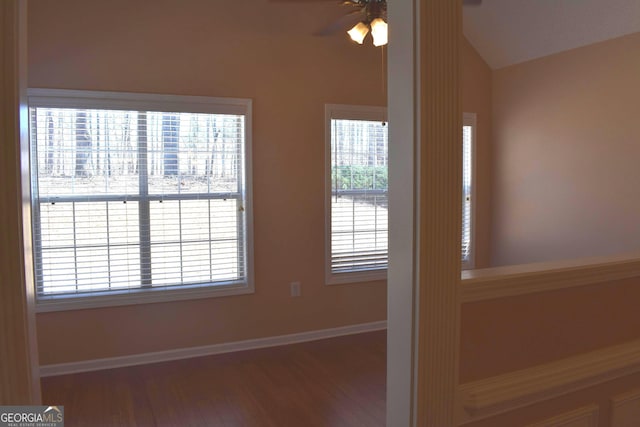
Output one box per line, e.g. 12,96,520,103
462,112,477,270
325,104,388,285
28,89,254,312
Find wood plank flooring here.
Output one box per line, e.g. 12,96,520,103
41,330,386,426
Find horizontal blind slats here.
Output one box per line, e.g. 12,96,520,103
329,116,474,275
462,125,473,263
31,105,247,296
330,118,389,274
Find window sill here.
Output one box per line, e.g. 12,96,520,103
36,282,254,313
326,269,387,285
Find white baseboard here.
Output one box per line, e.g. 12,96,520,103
40,320,387,377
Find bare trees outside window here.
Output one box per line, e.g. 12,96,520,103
29,91,253,305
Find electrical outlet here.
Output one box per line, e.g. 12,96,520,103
290,281,301,297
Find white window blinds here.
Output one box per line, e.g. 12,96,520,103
29,90,252,304
462,114,476,268
326,105,388,283
326,106,476,282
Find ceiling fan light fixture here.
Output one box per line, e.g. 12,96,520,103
347,21,369,44
370,18,388,47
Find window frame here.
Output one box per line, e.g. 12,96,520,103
462,112,477,270
28,89,254,312
325,104,388,285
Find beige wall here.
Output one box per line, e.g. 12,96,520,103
461,276,640,383
491,32,640,266
29,0,491,364
461,32,640,425
30,0,386,365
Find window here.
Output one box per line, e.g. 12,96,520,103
325,105,388,284
462,113,476,269
325,105,476,283
28,89,253,311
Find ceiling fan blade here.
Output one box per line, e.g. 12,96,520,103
463,0,482,6
314,9,365,36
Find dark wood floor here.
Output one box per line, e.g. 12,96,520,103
42,330,386,426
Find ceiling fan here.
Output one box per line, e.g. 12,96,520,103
309,0,482,47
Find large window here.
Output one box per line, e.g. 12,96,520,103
326,105,476,284
325,105,388,284
28,90,253,311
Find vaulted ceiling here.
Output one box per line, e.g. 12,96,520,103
265,0,640,69
463,0,640,69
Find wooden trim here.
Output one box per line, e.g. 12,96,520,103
457,339,640,423
18,0,41,402
387,1,462,425
40,321,387,377
415,0,462,425
610,388,640,427
36,285,256,313
386,0,419,424
0,0,41,405
461,252,640,303
28,88,251,114
526,405,599,427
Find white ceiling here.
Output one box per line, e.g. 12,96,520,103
463,0,640,69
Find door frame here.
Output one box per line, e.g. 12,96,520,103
0,0,41,405
387,0,462,425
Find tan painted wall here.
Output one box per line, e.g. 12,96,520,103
491,32,640,266
29,0,386,365
28,0,491,364
462,34,640,424
461,276,640,383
